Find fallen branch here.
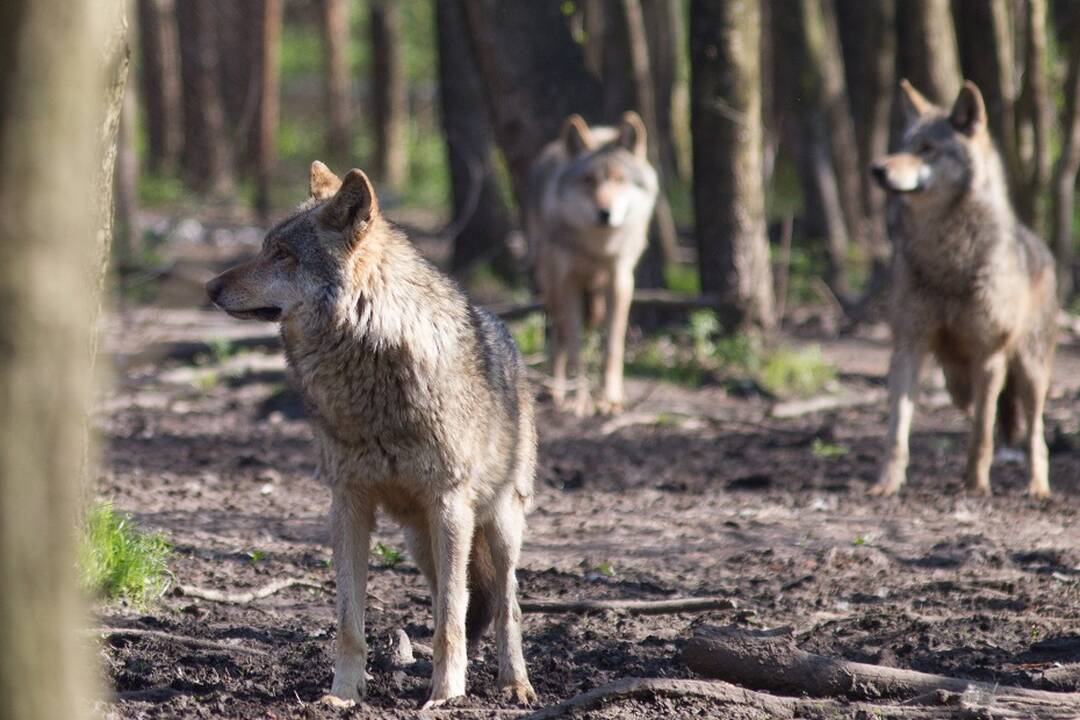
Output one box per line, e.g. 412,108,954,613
770,389,886,419
520,596,735,615
521,677,1036,719
680,625,1080,717
93,627,265,657
177,577,327,604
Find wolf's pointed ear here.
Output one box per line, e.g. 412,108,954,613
898,79,934,124
319,169,378,234
617,111,647,157
561,114,592,155
949,81,986,136
309,160,342,201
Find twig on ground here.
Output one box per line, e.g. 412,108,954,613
520,596,736,615
770,388,886,419
177,577,327,604
92,627,266,657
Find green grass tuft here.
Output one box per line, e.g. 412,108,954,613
81,503,171,605
811,438,849,458
758,345,836,398
511,313,546,357
372,542,405,568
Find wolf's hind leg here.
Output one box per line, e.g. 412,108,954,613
482,492,535,705
872,345,925,496
328,489,374,703
1016,358,1051,498
965,353,1008,495
424,490,474,708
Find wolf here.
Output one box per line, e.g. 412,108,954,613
205,162,537,708
870,80,1058,497
527,111,658,415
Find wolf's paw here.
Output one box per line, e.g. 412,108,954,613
420,693,466,711
571,394,594,417
1027,483,1051,500
596,398,623,415
328,671,366,704
499,680,537,706
319,694,357,709
964,474,992,497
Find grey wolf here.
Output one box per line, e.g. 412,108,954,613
870,80,1058,497
526,111,658,415
205,162,537,707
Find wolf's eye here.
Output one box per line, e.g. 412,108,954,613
917,142,935,155
271,245,293,262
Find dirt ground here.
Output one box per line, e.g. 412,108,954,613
95,225,1080,719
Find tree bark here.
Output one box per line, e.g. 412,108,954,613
1016,0,1051,233
115,59,139,263
177,0,234,196
253,0,283,220
690,0,776,331
458,0,603,210
0,0,117,716
641,0,681,185
1050,12,1080,301
895,0,961,105
370,0,407,191
136,0,182,172
319,0,351,162
436,0,515,278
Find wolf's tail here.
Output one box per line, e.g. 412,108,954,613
466,530,497,646
996,367,1025,447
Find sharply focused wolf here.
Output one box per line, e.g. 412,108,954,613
205,162,537,708
870,80,1058,497
527,111,658,415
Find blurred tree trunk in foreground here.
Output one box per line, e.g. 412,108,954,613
690,0,775,331
137,0,182,172
370,0,407,191
177,0,234,195
0,0,118,715
320,0,352,163
254,0,283,220
1051,5,1080,300
896,0,961,105
436,0,515,278
1015,0,1051,234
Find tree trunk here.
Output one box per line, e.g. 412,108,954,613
955,0,1017,193
136,0,182,172
895,0,961,105
1050,11,1080,301
0,0,119,715
690,0,776,331
253,0,282,220
320,0,351,163
641,0,682,185
115,60,139,263
370,0,407,191
436,0,515,278
1016,0,1051,233
458,0,603,209
176,0,234,196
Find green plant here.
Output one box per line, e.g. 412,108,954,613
811,438,849,458
853,534,867,547
372,542,405,568
248,549,267,563
664,263,700,294
594,561,616,577
758,345,836,398
81,503,171,605
207,336,237,365
511,313,546,357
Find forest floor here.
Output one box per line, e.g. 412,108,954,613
95,214,1080,719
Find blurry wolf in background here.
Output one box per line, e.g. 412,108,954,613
870,80,1058,497
205,162,537,708
527,111,658,415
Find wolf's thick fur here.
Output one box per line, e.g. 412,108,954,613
527,112,658,415
871,80,1058,497
206,162,537,707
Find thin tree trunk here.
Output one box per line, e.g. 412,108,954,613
137,0,182,172
0,0,118,715
115,60,139,263
895,0,961,105
1016,0,1051,233
641,0,681,185
955,0,1018,194
1050,21,1080,301
320,0,351,162
371,0,407,191
436,0,515,278
690,0,776,331
254,0,282,220
177,0,234,195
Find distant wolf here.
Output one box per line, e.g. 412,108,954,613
870,80,1058,497
205,162,537,708
527,111,659,415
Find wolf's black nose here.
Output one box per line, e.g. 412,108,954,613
205,275,224,304
597,209,612,225
871,164,887,185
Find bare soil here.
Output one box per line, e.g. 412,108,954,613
96,229,1080,719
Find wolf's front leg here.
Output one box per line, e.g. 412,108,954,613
424,489,475,708
872,344,925,496
328,488,374,703
598,268,634,415
965,353,1007,495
